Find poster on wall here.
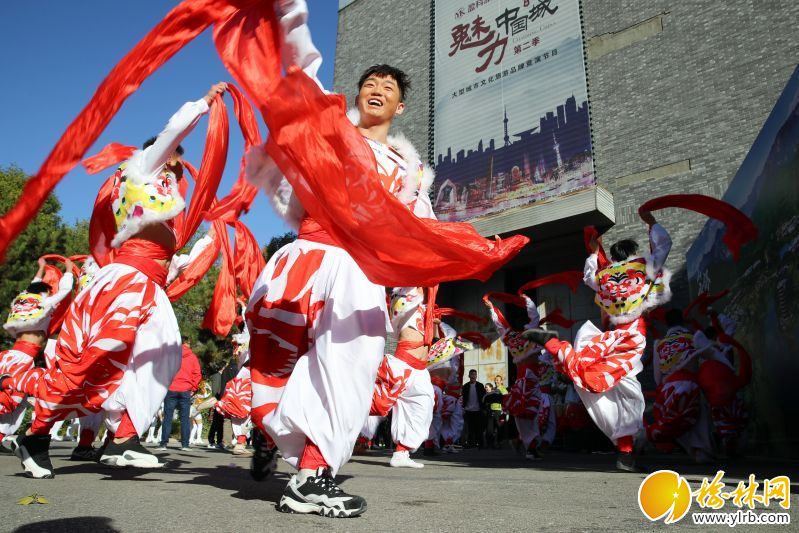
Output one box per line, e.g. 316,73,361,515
686,66,799,457
432,0,594,225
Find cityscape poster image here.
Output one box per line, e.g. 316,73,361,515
433,0,595,224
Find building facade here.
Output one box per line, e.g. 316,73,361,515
334,0,799,451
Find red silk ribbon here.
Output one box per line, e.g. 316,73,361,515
639,194,758,261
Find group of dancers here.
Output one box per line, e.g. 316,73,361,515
0,0,756,519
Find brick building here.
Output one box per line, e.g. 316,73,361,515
333,0,799,385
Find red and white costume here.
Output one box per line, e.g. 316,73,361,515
216,330,253,442
360,288,435,452
424,323,471,450
0,272,74,439
4,98,213,438
544,224,672,449
488,295,555,450
244,2,438,475
648,326,713,455
439,351,465,447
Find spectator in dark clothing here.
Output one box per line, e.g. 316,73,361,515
462,369,486,448
207,358,237,449
483,383,504,448
157,338,202,450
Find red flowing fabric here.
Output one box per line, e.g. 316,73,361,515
175,94,229,251
88,176,118,266
639,195,758,261
583,226,609,268
204,85,261,221
483,292,526,309
201,220,237,335
457,331,491,349
231,221,265,300
0,0,243,262
697,315,751,406
82,143,137,174
248,69,528,287
539,308,576,329
422,285,439,347
517,271,584,296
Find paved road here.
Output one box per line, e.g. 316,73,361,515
0,441,796,532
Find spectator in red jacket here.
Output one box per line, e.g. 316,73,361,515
157,337,202,451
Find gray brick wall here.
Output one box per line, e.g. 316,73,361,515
334,0,799,311
582,0,799,303
334,0,431,159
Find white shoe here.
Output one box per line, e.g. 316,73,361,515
100,437,162,468
389,451,424,469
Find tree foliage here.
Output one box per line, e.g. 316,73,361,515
264,231,297,259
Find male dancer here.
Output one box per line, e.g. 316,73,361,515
1,83,227,478
243,1,443,517
247,62,431,515
0,259,74,452
526,212,672,471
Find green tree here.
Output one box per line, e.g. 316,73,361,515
264,231,297,259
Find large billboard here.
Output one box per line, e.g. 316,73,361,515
432,0,595,224
686,66,799,457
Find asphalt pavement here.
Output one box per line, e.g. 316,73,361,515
0,441,796,532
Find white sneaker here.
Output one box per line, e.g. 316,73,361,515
99,437,162,468
155,445,168,451
278,468,367,517
389,450,424,468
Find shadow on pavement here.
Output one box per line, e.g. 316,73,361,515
13,516,119,533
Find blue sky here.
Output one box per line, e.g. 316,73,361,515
0,1,339,245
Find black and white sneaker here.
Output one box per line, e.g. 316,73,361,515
99,436,162,468
278,468,367,518
250,430,278,482
15,434,54,479
70,445,98,462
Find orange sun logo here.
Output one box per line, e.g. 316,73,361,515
638,470,692,524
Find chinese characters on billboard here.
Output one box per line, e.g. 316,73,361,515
433,0,595,223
